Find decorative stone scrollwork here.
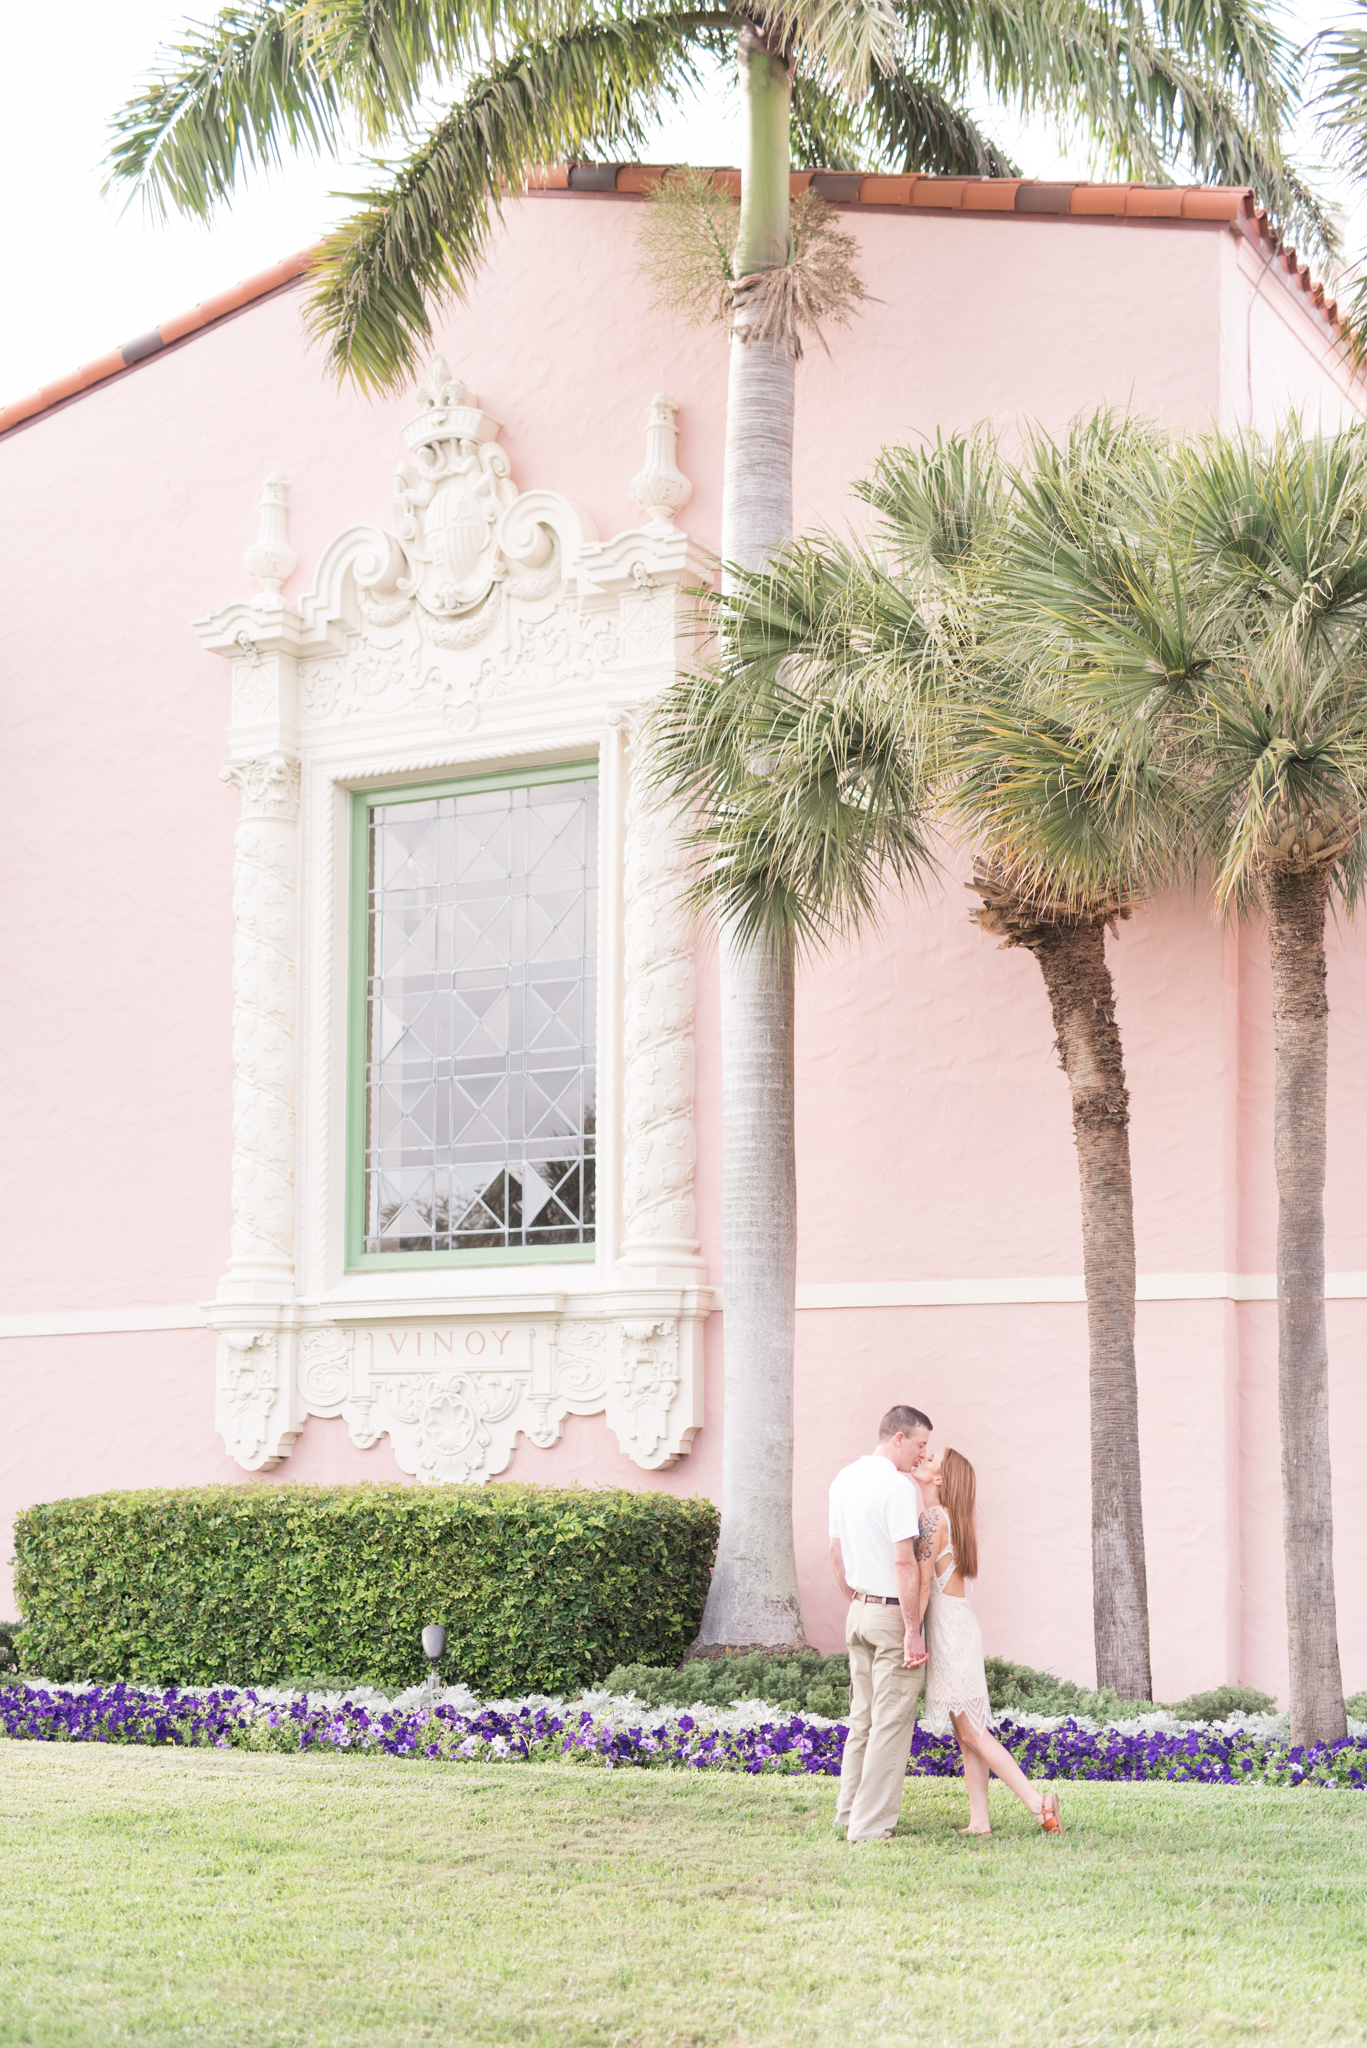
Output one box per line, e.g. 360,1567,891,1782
298,644,426,723
219,754,300,1288
217,1330,286,1468
293,1310,700,1480
221,754,301,821
554,1321,610,1403
380,1372,498,1484
619,746,700,1267
200,372,717,1482
232,663,276,723
470,595,620,704
299,1326,353,1410
607,1318,681,1463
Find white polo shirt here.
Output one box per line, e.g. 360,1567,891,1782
828,1453,922,1598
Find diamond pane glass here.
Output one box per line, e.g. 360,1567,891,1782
363,781,597,1253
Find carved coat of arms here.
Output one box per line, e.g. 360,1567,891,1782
392,360,518,620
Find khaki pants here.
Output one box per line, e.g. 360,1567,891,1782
836,1597,923,1841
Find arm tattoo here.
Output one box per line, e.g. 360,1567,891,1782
916,1507,943,1563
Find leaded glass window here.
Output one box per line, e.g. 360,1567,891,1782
360,773,597,1257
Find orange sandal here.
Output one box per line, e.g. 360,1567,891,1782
1040,1791,1063,1835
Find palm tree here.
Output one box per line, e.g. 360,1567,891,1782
1013,419,1367,1744
942,416,1190,1702
110,0,1322,1652
1311,2,1367,358
109,4,1324,398
1157,427,1367,1744
659,423,1178,1692
648,517,945,1644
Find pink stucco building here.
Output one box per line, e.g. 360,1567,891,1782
2,169,1363,1703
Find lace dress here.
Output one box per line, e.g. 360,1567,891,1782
920,1512,994,1737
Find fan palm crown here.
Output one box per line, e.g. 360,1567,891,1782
1006,419,1367,1743
655,422,1185,1694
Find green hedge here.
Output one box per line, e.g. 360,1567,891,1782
601,1653,1294,1725
604,1650,852,1719
12,1483,719,1694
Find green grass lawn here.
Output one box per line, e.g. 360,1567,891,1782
1,1745,1364,2047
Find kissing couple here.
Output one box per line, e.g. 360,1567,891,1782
827,1402,1063,1842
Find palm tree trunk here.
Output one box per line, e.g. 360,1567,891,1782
1265,865,1346,1745
1023,920,1153,1701
703,935,804,1646
696,17,805,1651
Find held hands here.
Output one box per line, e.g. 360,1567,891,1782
903,1629,929,1669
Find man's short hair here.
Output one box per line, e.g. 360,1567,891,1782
878,1404,932,1440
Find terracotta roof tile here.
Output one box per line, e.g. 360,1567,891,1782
2,170,1346,439
0,251,313,438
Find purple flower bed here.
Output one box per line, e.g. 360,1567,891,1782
3,1681,1365,1790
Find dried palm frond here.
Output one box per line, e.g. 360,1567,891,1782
636,173,870,358
735,188,872,356
634,164,740,329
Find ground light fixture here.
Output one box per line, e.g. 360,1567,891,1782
422,1624,447,1700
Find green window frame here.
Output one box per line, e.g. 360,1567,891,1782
346,759,600,1270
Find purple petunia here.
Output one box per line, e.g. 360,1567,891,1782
1,1681,1364,1791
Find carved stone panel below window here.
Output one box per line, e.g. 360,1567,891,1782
241,1298,707,1480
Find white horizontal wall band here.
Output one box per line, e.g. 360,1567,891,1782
795,1273,1367,1309
0,1306,206,1338
6,1274,1367,1335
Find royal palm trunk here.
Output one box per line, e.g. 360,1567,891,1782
696,18,806,1650
1020,919,1153,1702
1264,864,1346,1745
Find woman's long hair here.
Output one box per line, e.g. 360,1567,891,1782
942,1449,978,1580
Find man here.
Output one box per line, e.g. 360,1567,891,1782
828,1403,933,1842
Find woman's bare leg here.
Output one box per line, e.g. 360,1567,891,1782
952,1714,1045,1822
959,1740,992,1832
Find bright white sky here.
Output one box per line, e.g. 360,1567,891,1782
0,0,1355,406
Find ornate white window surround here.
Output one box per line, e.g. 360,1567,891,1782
195,365,715,1483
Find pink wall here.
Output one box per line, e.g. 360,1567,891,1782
2,191,1364,1702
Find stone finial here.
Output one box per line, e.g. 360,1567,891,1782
243,473,298,602
629,392,692,530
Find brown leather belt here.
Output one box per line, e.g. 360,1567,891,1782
853,1591,900,1605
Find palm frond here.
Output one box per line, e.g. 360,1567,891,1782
646,664,944,955
1172,422,1367,647
1179,649,1367,910
106,2,346,220
945,684,1190,916
1127,46,1335,263
790,73,868,169
645,541,948,955
767,0,899,90
1317,5,1367,191
863,63,1018,175
855,427,1006,574
306,12,711,388
908,0,1328,258
105,0,567,215
995,417,1367,915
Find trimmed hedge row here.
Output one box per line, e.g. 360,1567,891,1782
605,1650,852,1719
13,1483,719,1693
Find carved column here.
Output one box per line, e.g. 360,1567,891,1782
618,735,701,1271
219,752,301,1297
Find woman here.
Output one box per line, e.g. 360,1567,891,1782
915,1448,1063,1836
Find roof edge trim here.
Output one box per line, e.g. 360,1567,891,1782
0,251,313,441
2,171,1348,438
